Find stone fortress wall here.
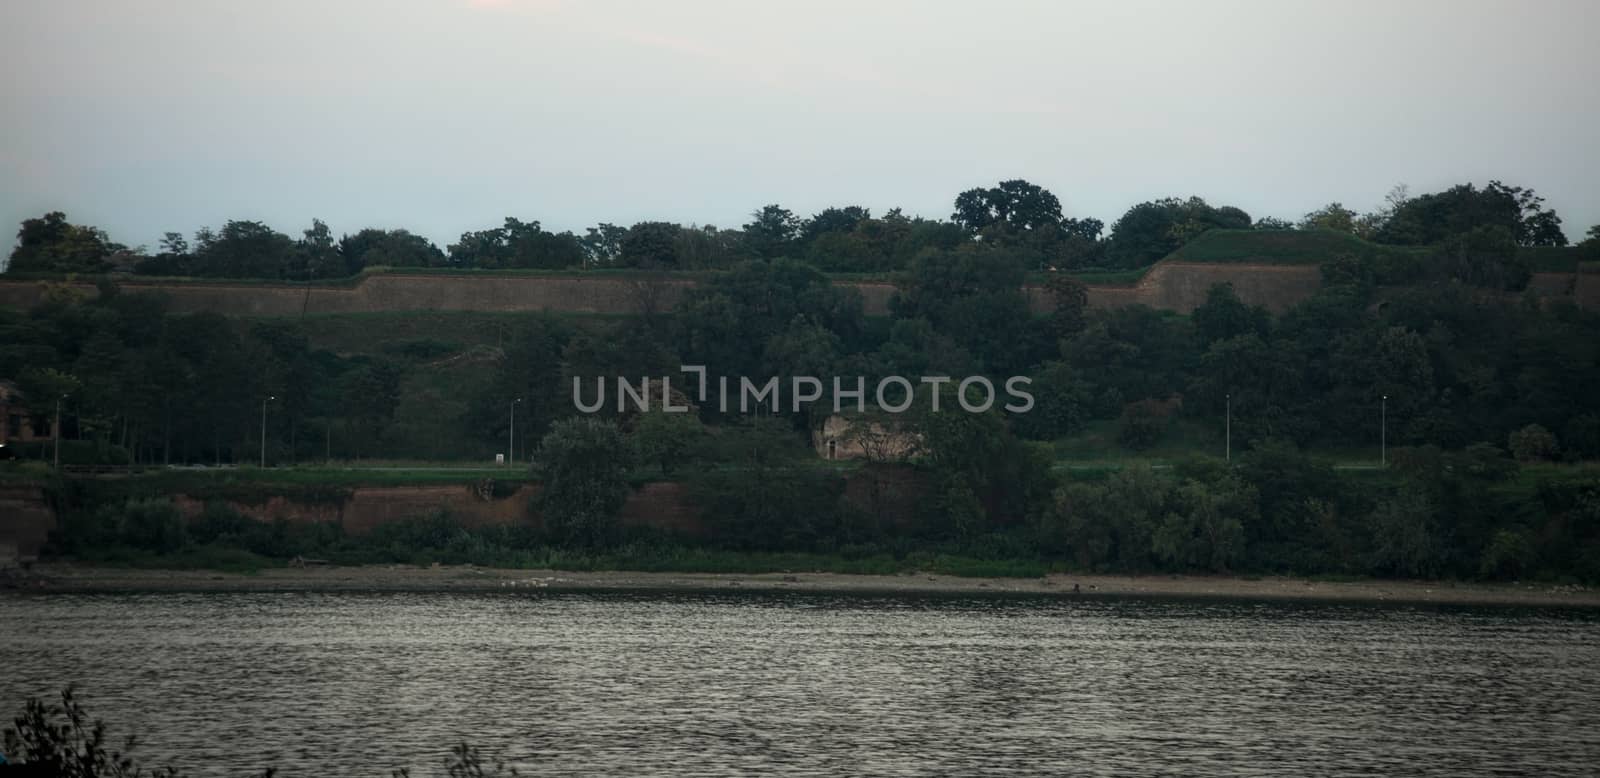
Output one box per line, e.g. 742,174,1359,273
1,262,1592,318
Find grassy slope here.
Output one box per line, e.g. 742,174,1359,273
1170,229,1423,265
1174,229,1588,273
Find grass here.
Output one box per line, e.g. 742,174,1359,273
1169,228,1431,266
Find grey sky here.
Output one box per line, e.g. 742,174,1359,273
3,0,1596,251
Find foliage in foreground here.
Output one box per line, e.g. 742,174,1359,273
2,688,518,777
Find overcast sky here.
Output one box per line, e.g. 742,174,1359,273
2,0,1596,251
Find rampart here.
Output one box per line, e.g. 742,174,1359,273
0,262,1589,320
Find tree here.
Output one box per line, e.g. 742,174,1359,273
1152,477,1254,572
890,247,1038,373
742,205,801,259
1508,424,1559,462
191,220,296,278
1043,273,1089,339
1106,197,1251,268
1044,465,1171,569
619,221,682,267
1435,225,1529,290
952,179,1064,238
632,410,707,475
1117,398,1173,450
800,206,870,243
6,212,120,274
448,218,584,269
913,395,1054,533
472,316,572,455
337,359,403,458
676,259,862,380
1191,282,1270,346
295,219,339,279
534,417,632,547
1377,181,1566,247
582,223,627,266
1299,203,1358,233
693,415,844,550
339,228,445,273
1578,225,1600,259
1370,490,1442,577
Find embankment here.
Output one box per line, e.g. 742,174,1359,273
0,262,1368,317
1,466,919,558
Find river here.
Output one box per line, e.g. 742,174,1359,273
2,591,1597,776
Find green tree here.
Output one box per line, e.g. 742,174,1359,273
1106,197,1251,268
1045,465,1172,569
535,417,632,547
192,220,296,278
1508,423,1559,462
6,212,121,274
1378,180,1565,247
1191,282,1270,345
1370,490,1442,577
1434,225,1530,290
890,247,1038,373
742,205,801,259
632,409,706,475
1298,203,1359,233
338,228,445,273
619,221,682,267
1152,477,1254,572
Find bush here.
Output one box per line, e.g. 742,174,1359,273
1509,424,1559,462
105,498,187,553
1479,529,1535,579
1117,399,1172,450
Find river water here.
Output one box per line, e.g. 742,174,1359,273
1,591,1597,776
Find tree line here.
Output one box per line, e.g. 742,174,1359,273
6,179,1592,278
6,176,1600,582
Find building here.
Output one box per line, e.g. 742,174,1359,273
813,413,921,462
0,381,52,454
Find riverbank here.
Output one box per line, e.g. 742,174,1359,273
5,562,1597,607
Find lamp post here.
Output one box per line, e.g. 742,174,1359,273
1225,393,1232,463
509,397,522,466
54,394,67,471
261,395,275,468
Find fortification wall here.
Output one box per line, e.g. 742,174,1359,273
0,264,1585,321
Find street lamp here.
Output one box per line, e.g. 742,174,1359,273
1381,394,1388,467
261,395,275,468
1225,393,1232,463
509,397,522,466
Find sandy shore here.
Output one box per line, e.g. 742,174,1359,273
3,562,1596,607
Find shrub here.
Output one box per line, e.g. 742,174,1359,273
1117,399,1172,450
1479,529,1535,579
108,498,188,553
1508,424,1559,462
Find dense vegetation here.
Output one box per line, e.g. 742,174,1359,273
5,179,1600,584
5,180,1591,279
